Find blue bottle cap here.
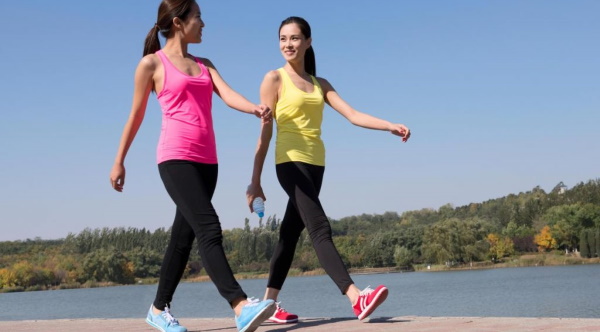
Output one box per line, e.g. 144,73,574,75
257,212,264,218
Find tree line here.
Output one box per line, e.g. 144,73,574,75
1,179,599,292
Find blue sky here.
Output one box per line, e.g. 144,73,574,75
0,0,598,241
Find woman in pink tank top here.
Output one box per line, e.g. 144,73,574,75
109,1,275,332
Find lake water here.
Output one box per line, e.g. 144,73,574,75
1,265,599,321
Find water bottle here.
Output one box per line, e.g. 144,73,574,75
252,197,265,218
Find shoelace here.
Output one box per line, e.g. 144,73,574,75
244,297,261,307
360,286,374,296
162,306,180,326
275,302,288,313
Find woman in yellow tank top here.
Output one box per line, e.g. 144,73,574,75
246,16,411,324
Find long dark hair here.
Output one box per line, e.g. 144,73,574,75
279,16,316,76
143,0,196,57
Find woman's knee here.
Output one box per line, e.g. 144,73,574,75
196,219,224,247
279,222,303,240
173,238,194,253
306,217,333,244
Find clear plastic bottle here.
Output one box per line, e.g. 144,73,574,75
252,197,265,218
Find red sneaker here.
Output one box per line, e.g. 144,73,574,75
353,285,388,320
267,302,298,324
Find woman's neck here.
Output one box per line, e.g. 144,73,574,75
285,61,307,77
163,38,189,57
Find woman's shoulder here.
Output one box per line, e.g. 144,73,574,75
266,69,282,78
190,55,214,69
138,53,160,71
263,69,282,83
315,76,333,91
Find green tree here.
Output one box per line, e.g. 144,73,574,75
393,246,415,269
544,205,581,250
127,248,162,278
81,248,134,284
503,221,536,252
587,229,597,258
486,234,515,261
579,229,590,258
421,218,489,265
362,232,396,267
596,228,600,257
577,204,600,228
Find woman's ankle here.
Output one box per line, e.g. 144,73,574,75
345,284,360,305
264,287,280,301
231,297,248,316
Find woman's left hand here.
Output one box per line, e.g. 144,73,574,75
390,123,411,142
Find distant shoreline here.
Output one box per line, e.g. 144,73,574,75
2,253,599,293
188,252,600,282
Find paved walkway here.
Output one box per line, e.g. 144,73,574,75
2,316,600,332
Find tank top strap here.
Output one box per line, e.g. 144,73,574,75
193,56,210,78
155,50,169,68
277,68,291,87
310,75,323,95
192,56,204,68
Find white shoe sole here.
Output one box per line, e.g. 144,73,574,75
146,317,187,332
146,317,167,332
239,302,277,332
267,317,299,324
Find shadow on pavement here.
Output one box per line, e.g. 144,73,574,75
189,317,412,331
267,317,410,331
367,317,412,324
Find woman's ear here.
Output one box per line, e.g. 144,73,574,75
172,16,183,30
306,37,312,48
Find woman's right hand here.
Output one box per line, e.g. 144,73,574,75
253,104,272,124
110,164,126,192
246,183,266,212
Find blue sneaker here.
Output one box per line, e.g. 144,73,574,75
146,305,187,332
235,298,276,332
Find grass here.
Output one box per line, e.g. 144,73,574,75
413,252,600,272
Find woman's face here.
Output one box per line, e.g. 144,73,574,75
180,2,204,43
279,23,311,62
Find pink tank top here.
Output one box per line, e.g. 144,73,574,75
155,50,217,164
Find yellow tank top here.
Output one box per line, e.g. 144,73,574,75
275,68,326,166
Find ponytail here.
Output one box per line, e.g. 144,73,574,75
143,25,161,57
144,0,195,57
305,45,316,76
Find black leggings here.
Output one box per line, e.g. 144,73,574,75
268,161,354,294
154,160,246,310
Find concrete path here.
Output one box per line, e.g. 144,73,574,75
2,316,600,332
